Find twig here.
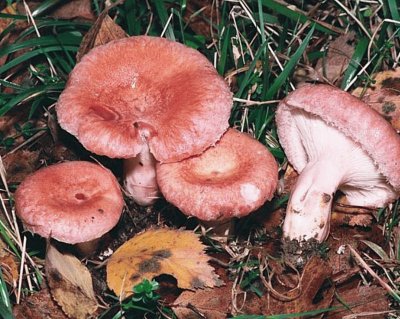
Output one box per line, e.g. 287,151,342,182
16,236,27,304
347,245,400,302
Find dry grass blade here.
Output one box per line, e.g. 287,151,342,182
347,245,400,303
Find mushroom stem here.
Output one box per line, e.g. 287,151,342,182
123,143,159,206
283,160,342,242
75,238,101,256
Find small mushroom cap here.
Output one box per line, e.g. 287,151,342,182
276,84,400,191
15,161,124,244
156,129,278,221
57,36,232,163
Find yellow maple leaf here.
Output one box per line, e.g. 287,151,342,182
106,228,223,297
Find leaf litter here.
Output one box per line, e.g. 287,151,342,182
106,228,223,297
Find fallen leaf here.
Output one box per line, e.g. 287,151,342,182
281,164,298,194
261,257,334,316
2,150,40,184
173,257,334,317
0,237,18,286
328,285,389,319
183,0,219,38
173,285,231,319
332,195,374,227
50,0,95,21
107,228,223,297
315,31,356,85
0,3,16,33
76,7,127,62
13,287,68,319
327,223,387,275
353,68,400,131
46,243,98,319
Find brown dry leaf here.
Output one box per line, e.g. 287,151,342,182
353,68,400,131
327,222,387,276
16,0,94,21
0,237,18,286
183,0,219,38
76,8,127,62
261,257,334,316
281,163,298,194
173,257,334,318
2,150,40,184
106,228,223,297
173,285,231,319
50,0,95,21
13,287,68,319
46,243,98,319
328,285,389,319
332,195,374,227
0,3,16,33
315,32,356,84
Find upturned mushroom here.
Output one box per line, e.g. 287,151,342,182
276,84,400,242
56,36,232,206
156,129,278,235
14,161,124,255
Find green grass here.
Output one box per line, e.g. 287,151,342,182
0,0,400,318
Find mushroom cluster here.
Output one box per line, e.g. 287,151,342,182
12,35,279,260
51,35,280,235
56,36,232,206
276,84,400,242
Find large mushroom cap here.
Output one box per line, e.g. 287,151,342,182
56,36,232,163
15,161,124,244
277,84,400,192
156,129,278,221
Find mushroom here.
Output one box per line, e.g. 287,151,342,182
156,128,278,236
56,36,232,206
14,161,124,255
276,84,400,242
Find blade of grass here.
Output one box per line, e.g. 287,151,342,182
217,26,232,76
265,23,315,100
0,268,13,319
153,0,175,40
0,220,21,259
0,82,65,116
0,79,23,91
387,0,400,22
16,20,90,42
235,41,269,99
0,32,82,57
0,46,78,76
261,0,339,34
124,0,138,35
31,0,64,17
341,36,369,90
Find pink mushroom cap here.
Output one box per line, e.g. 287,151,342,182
56,36,232,163
15,161,124,244
156,129,278,221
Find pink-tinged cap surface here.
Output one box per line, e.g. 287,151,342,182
276,84,400,191
15,161,124,244
156,129,278,221
56,36,232,163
